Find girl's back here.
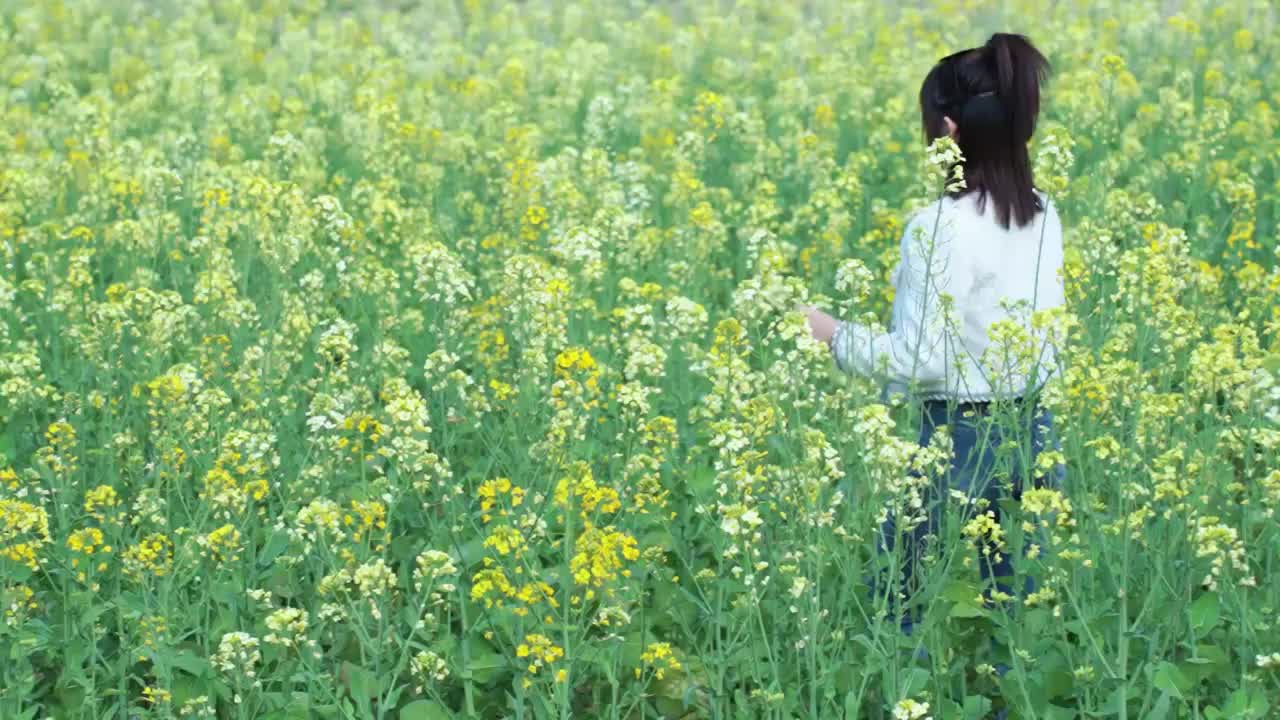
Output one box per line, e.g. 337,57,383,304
866,188,1064,402
893,189,1065,400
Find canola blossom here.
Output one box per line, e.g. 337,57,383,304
0,0,1278,718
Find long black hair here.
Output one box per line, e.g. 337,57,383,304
919,33,1050,229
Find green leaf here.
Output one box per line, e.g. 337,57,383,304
458,538,485,567
171,673,216,705
884,667,931,701
934,698,962,720
620,631,646,668
209,583,242,613
258,530,290,567
940,579,987,618
1021,607,1052,636
0,555,33,582
341,661,380,699
76,596,109,627
400,699,452,720
1192,643,1230,667
655,694,688,720
649,581,676,616
1103,683,1138,716
686,466,716,497
1223,688,1270,719
1148,693,1172,720
963,695,992,720
948,601,987,619
831,664,857,695
1182,644,1229,684
259,703,311,720
1152,662,1189,700
652,664,691,701
1189,592,1220,634
391,535,419,563
1042,704,1079,720
1043,669,1074,700
641,527,675,552
464,637,507,686
63,638,92,670
169,651,212,678
941,580,981,604
265,566,300,599
54,681,87,714
843,691,859,719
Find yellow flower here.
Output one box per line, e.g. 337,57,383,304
524,205,547,226
478,477,525,522
1021,488,1073,520
121,533,174,579
554,462,621,516
813,103,836,128
640,642,683,680
84,485,121,518
203,524,242,562
44,421,76,449
961,511,1005,557
470,567,516,607
344,499,388,542
1101,53,1126,76
67,527,106,555
2,584,38,624
570,523,640,589
689,201,716,229
482,525,526,556
264,607,309,648
0,499,51,570
516,633,564,675
489,378,516,401
141,686,171,705
554,347,598,378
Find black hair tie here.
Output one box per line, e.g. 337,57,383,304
960,90,999,115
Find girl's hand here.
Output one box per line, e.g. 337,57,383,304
796,305,839,347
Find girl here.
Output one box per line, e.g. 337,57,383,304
802,33,1065,635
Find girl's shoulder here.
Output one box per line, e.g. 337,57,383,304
1033,188,1060,217
904,195,965,230
899,196,967,260
1033,190,1064,232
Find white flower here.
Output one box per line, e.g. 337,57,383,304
1034,125,1076,196
212,632,261,679
263,608,309,648
923,135,965,194
410,649,450,686
789,576,809,599
834,258,876,303
892,697,932,720
353,558,397,597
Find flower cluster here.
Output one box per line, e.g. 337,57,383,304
2,1,1278,717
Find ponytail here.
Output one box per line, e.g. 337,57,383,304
986,32,1049,144
918,32,1051,229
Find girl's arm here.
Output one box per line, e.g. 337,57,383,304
805,211,960,386
799,305,840,347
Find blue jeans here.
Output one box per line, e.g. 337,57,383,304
874,398,1065,633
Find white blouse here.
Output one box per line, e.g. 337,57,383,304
830,190,1065,402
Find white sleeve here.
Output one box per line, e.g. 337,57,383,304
831,209,960,386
